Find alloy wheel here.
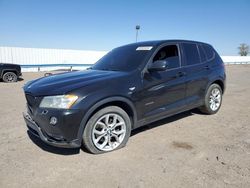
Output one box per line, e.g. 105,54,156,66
4,73,16,82
209,88,221,111
92,113,126,151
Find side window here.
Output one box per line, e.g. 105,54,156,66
202,44,215,61
182,43,200,66
198,44,207,63
153,45,180,69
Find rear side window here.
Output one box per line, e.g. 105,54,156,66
202,44,215,61
198,45,207,63
182,43,200,66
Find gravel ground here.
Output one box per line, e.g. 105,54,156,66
0,65,250,188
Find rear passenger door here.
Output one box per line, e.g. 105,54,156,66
181,43,211,106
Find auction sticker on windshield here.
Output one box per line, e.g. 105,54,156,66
136,46,153,51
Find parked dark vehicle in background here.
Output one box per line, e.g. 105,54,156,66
0,63,22,82
23,40,226,154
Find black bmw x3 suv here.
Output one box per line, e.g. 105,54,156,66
23,40,226,154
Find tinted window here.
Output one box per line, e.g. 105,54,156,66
198,44,207,63
92,45,152,71
202,44,215,60
153,45,180,69
182,43,200,66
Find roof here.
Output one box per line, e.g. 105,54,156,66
123,39,210,48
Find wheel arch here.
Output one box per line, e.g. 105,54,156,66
77,96,137,141
1,69,18,78
205,76,225,95
212,80,224,94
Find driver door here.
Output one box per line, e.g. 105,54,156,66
137,43,187,123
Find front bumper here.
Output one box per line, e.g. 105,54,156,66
23,112,81,148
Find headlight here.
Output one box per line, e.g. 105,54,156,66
39,95,78,109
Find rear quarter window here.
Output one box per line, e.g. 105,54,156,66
202,44,215,61
182,43,200,66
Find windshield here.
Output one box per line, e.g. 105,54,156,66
92,45,153,71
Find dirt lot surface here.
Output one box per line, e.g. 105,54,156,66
0,65,250,188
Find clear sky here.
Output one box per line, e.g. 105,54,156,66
0,0,249,55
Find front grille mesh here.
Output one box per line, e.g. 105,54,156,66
25,94,42,114
25,95,35,107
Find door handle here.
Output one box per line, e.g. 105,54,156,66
204,65,210,70
176,71,186,77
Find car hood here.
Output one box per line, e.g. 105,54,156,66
23,70,126,96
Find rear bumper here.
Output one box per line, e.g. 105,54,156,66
23,112,81,148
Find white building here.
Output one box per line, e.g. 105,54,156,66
0,46,107,72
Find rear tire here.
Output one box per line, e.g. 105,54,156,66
199,83,222,114
2,72,17,83
82,106,131,154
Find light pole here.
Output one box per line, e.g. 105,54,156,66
135,25,140,42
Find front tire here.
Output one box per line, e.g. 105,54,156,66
82,106,131,154
2,72,17,83
199,83,222,114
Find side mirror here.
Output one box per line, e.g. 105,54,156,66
148,60,168,72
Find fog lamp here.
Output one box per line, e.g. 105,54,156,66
50,117,58,125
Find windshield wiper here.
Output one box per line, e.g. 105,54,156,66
86,67,93,70
98,68,119,71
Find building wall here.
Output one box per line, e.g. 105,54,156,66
221,56,250,63
0,47,107,65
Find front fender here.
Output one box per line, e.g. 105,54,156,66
76,96,137,141
0,69,19,78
